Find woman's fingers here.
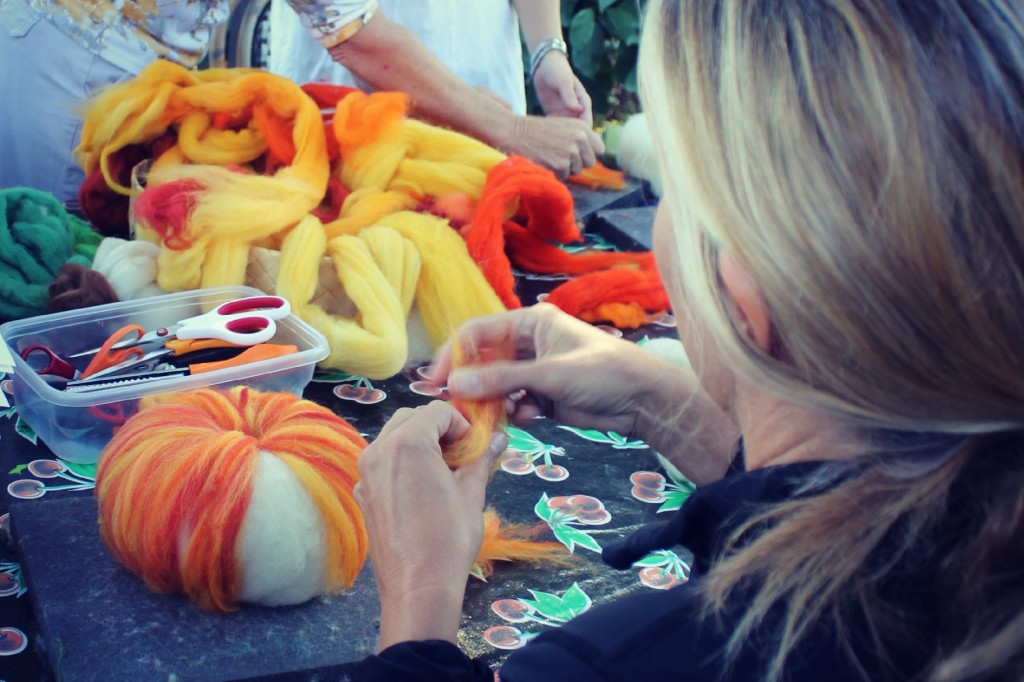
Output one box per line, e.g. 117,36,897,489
428,306,558,385
453,431,508,509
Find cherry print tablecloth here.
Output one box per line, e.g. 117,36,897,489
0,186,696,681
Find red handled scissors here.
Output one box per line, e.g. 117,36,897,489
20,345,78,381
71,296,292,359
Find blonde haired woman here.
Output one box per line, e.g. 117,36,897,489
352,0,1024,680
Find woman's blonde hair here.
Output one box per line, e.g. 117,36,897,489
641,0,1024,679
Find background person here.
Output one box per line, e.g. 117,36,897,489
272,0,604,176
350,0,1024,679
0,0,229,201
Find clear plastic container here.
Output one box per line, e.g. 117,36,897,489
0,286,329,464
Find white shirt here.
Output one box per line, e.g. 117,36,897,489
270,0,526,115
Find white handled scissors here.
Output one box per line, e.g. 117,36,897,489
70,296,292,357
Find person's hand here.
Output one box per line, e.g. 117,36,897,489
532,52,594,126
501,114,604,178
355,401,507,649
431,304,670,437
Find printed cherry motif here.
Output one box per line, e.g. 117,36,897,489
639,566,684,590
1,379,12,395
491,599,531,623
546,495,611,525
483,625,528,650
503,427,570,480
27,459,66,478
409,381,446,398
333,384,386,405
534,464,569,481
7,479,44,500
0,627,27,656
630,471,667,503
0,513,8,538
500,452,536,475
0,572,19,597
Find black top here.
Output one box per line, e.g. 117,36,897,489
350,460,945,682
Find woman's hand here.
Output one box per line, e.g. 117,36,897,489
532,51,594,126
501,114,604,178
355,401,507,650
432,305,741,485
431,304,665,437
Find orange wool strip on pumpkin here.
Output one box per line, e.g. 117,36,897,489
503,221,655,275
465,156,581,308
95,387,368,612
567,159,627,190
545,267,671,329
474,509,572,579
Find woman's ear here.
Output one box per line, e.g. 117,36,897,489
718,251,773,353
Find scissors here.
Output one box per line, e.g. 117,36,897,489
20,344,78,381
71,296,292,359
64,343,299,392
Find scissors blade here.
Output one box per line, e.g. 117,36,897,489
64,371,184,393
77,348,173,382
67,326,176,358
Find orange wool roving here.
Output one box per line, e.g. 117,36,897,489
95,387,367,613
474,509,572,579
443,339,514,469
465,156,581,309
546,267,671,328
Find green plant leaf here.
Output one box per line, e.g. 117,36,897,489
534,493,554,522
657,492,687,514
569,10,606,80
63,461,97,481
598,0,618,10
603,3,642,45
507,426,543,452
559,583,593,616
569,8,596,45
524,590,568,619
665,469,697,493
632,553,669,568
557,425,613,444
8,464,27,475
553,524,602,553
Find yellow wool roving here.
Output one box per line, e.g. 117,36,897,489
85,64,513,378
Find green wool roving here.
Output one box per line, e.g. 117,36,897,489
0,187,103,322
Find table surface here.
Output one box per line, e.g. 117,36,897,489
0,184,694,682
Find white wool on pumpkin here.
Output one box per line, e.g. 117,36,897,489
237,450,328,606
